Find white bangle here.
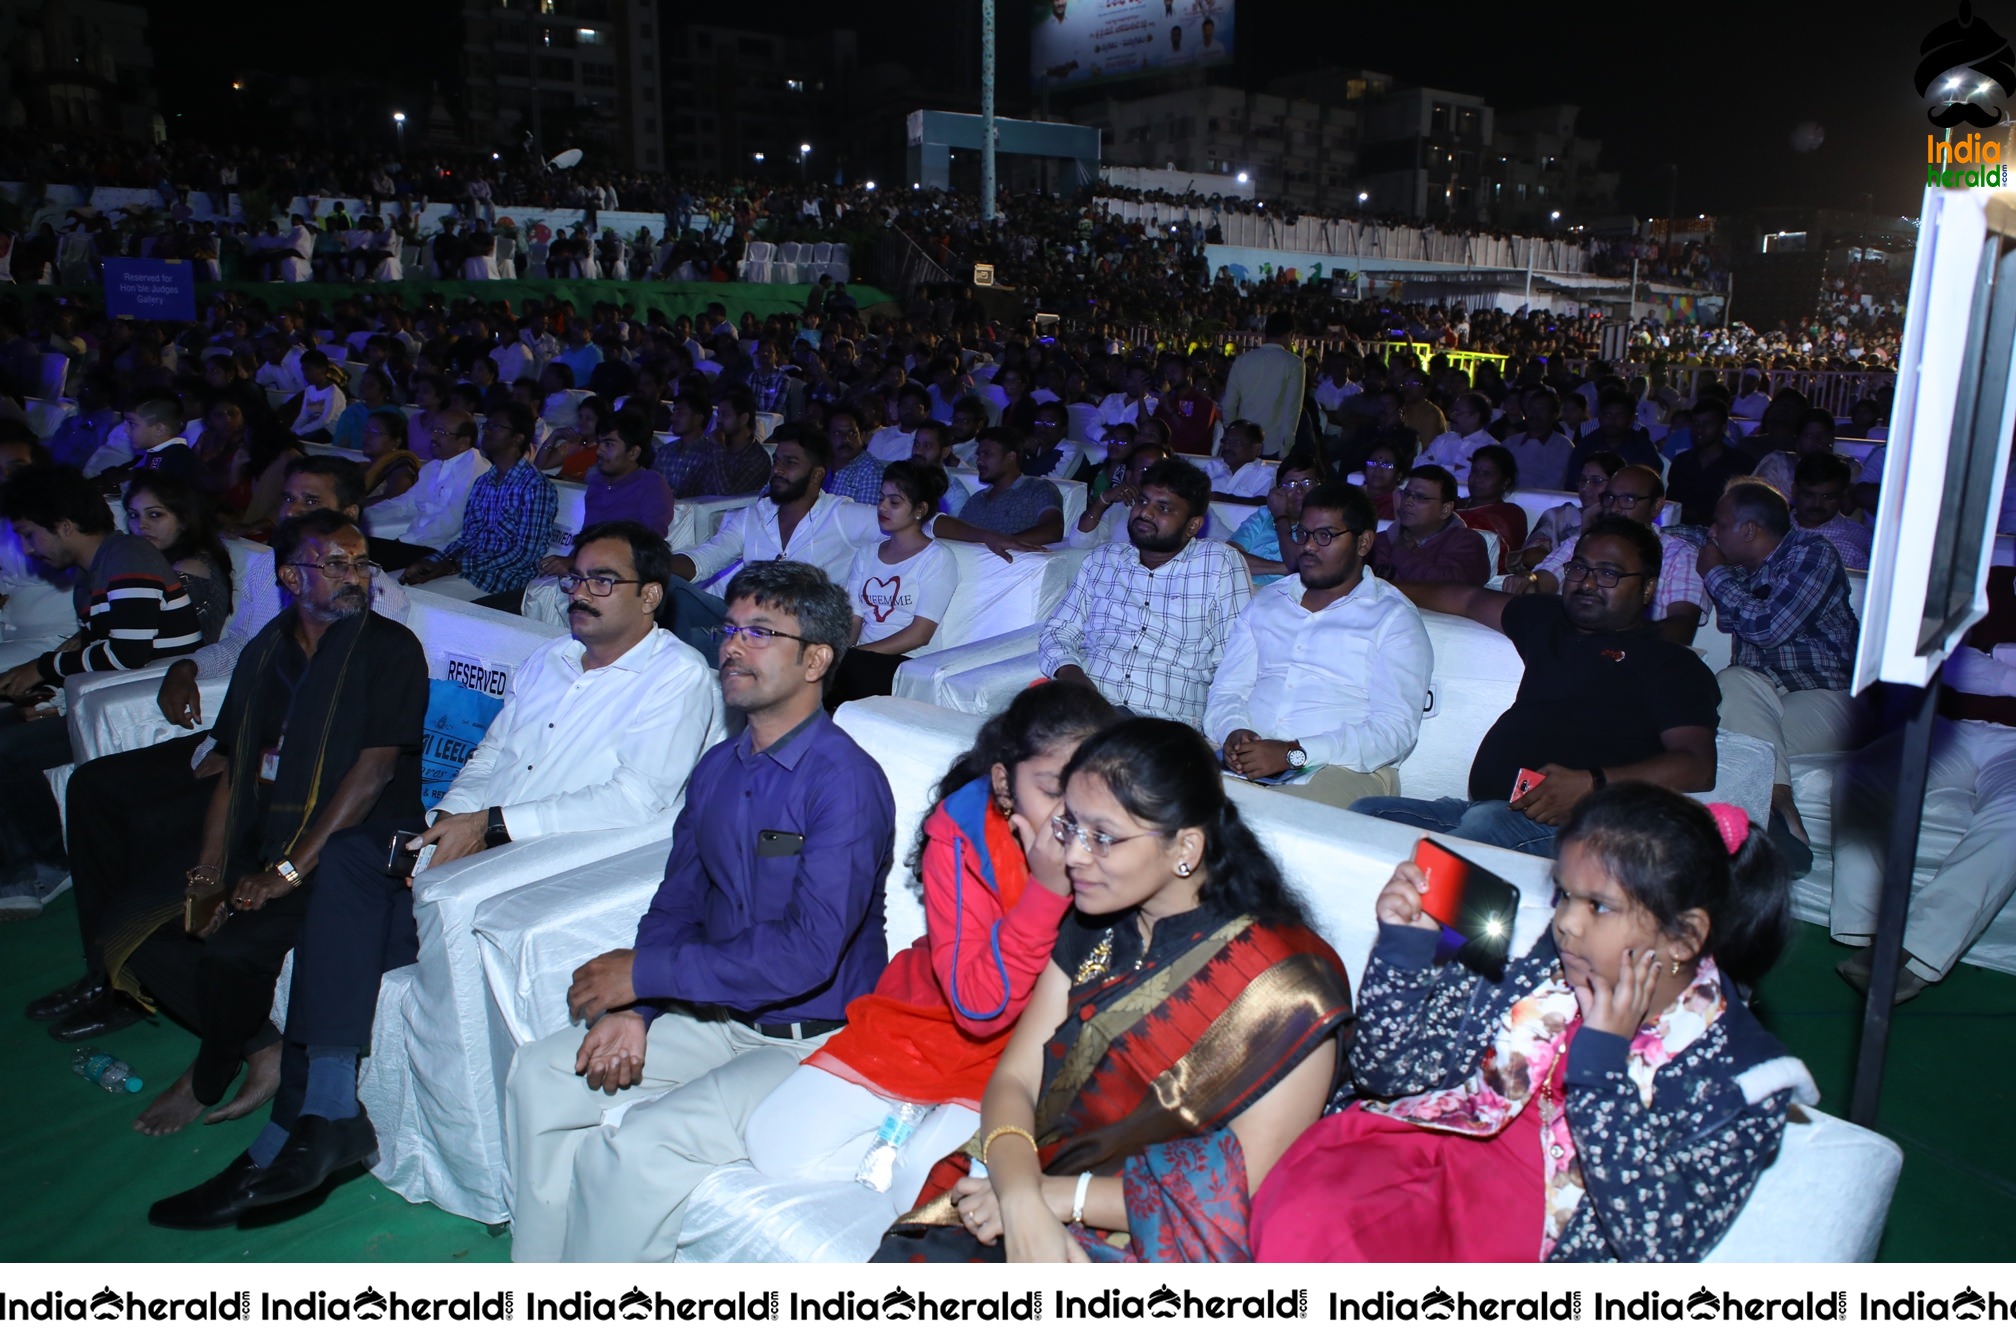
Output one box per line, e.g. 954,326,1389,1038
1070,1171,1092,1225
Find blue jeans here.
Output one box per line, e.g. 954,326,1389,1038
1349,794,1559,857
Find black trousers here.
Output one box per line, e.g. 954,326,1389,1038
474,587,525,613
826,648,907,709
365,536,437,573
273,817,422,1129
125,895,297,1105
64,736,215,979
0,708,76,881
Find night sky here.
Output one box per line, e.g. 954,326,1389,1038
148,0,1963,219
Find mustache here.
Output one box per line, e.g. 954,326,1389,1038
567,602,598,617
1930,100,2007,127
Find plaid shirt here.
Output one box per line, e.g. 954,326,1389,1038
825,450,888,505
658,436,772,497
439,457,558,595
1703,528,1858,692
957,475,1064,535
1040,538,1252,727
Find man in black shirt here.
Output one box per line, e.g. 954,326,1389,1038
1352,516,1721,855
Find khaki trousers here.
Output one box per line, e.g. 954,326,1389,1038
1288,763,1403,809
1715,666,1860,787
504,1012,823,1262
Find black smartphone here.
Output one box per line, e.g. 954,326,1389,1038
756,829,805,858
1413,836,1521,980
386,829,423,878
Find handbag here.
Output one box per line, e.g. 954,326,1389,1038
182,868,229,936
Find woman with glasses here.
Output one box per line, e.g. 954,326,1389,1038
1514,450,1623,577
124,470,234,647
1360,441,1410,522
875,718,1353,1263
742,682,1120,1221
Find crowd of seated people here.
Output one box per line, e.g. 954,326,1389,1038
0,262,2005,1271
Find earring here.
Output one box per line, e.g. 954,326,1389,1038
1670,957,1683,977
1176,861,1193,878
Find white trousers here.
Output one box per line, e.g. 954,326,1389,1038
1830,719,2016,981
1716,665,1861,788
504,1013,820,1262
743,1066,982,1216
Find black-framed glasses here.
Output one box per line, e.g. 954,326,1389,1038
557,573,646,597
283,557,380,580
1396,488,1445,505
1599,491,1652,508
708,623,815,649
1561,559,1642,589
1289,524,1354,547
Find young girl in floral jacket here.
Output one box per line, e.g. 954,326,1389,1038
1253,782,1817,1262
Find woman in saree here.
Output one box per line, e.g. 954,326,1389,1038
874,717,1354,1263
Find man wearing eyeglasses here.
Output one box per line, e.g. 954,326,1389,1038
1356,515,1720,856
1510,465,1706,645
153,521,723,1228
1207,483,1433,809
363,408,487,572
505,560,894,1262
1368,465,1491,586
119,511,428,1206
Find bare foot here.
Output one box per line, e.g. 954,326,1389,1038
204,1042,280,1124
134,1068,204,1136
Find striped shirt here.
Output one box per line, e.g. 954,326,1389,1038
38,532,205,684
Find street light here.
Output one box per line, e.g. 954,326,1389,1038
865,180,876,191
798,142,811,181
753,152,765,163
1235,171,1249,184
393,109,407,155
1357,191,1369,204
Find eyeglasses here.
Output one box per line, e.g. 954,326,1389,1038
557,573,646,596
284,557,381,580
1049,813,1162,859
1561,559,1643,589
1396,488,1446,505
1599,491,1652,508
1289,524,1354,547
708,623,816,649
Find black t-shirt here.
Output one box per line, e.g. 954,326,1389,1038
1467,595,1721,801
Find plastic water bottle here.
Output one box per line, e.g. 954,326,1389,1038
72,1047,143,1094
855,1102,930,1192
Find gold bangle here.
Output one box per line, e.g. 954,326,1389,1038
980,1124,1038,1167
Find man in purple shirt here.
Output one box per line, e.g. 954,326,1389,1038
505,560,895,1262
1369,465,1491,585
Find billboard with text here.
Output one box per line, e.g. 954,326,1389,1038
1031,0,1234,92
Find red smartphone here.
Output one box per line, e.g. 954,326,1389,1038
1511,768,1546,802
1412,837,1520,979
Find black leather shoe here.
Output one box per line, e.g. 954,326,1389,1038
240,1108,377,1208
149,1154,265,1231
26,973,106,1022
48,993,147,1041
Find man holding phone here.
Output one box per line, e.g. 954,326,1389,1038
1354,516,1720,856
505,560,895,1262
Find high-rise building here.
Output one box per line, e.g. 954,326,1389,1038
1486,105,1619,230
660,24,857,180
460,0,664,172
1076,86,1358,215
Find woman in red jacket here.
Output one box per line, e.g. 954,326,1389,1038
743,681,1120,1212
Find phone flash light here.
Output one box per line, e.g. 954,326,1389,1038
1482,915,1506,939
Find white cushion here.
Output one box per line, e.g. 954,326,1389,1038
920,542,1087,656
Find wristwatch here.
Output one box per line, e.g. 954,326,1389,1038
272,858,303,888
485,806,512,849
1285,745,1308,770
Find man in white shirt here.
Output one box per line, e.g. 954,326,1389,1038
1207,482,1432,808
364,409,489,569
1219,311,1306,460
159,522,724,1226
493,328,537,385
1731,366,1772,420
866,384,931,463
666,426,878,651
1419,393,1498,476
1206,419,1278,504
1095,362,1157,432
1040,457,1251,727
